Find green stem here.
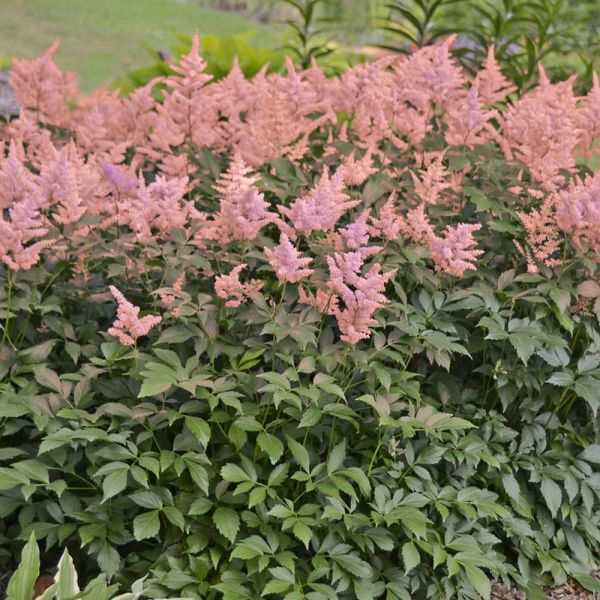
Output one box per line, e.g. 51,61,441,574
2,270,15,348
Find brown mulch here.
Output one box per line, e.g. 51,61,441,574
492,570,600,600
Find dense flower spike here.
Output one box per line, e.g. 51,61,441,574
280,168,359,235
411,157,451,205
215,264,263,308
0,196,54,270
326,250,395,344
428,223,483,277
474,46,517,105
9,41,77,125
108,286,162,346
264,234,313,283
2,39,599,344
213,154,274,242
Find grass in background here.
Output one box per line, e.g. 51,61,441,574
0,0,280,91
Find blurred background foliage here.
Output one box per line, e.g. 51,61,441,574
0,0,599,93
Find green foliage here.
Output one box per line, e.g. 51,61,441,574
113,31,286,95
376,0,599,90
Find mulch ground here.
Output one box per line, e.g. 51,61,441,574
492,570,600,600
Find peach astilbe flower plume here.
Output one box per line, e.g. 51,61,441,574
280,167,360,235
39,145,87,225
515,194,562,273
0,197,54,270
555,172,600,256
340,150,378,187
9,41,77,125
369,194,404,241
474,45,516,105
102,162,137,195
0,141,40,210
214,154,274,242
444,87,496,148
411,157,451,205
502,65,579,190
264,234,313,283
428,223,483,277
215,264,263,308
108,286,162,346
326,250,395,344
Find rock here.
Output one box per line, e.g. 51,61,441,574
0,70,19,120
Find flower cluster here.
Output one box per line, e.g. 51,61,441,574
1,35,598,344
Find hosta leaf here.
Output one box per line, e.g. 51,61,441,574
6,532,39,600
213,507,240,543
55,548,80,599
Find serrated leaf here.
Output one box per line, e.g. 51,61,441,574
162,506,185,530
286,435,310,472
133,510,160,540
185,416,211,447
327,440,346,475
402,541,420,573
101,469,128,503
464,564,491,599
257,432,284,464
540,476,562,518
213,507,240,543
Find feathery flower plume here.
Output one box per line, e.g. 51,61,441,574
326,250,395,344
264,234,313,283
474,46,516,105
103,162,137,194
428,223,483,277
516,195,562,273
108,286,162,346
280,168,359,235
214,154,273,242
9,41,77,125
369,194,404,241
0,197,54,270
0,140,40,210
555,172,600,256
215,264,263,308
411,157,451,204
444,87,495,148
340,150,377,186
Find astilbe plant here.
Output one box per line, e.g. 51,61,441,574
0,34,600,600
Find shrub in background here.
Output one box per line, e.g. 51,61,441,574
0,34,599,599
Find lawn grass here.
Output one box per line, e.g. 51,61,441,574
0,0,280,91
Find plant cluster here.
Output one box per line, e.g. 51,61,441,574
0,33,600,599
